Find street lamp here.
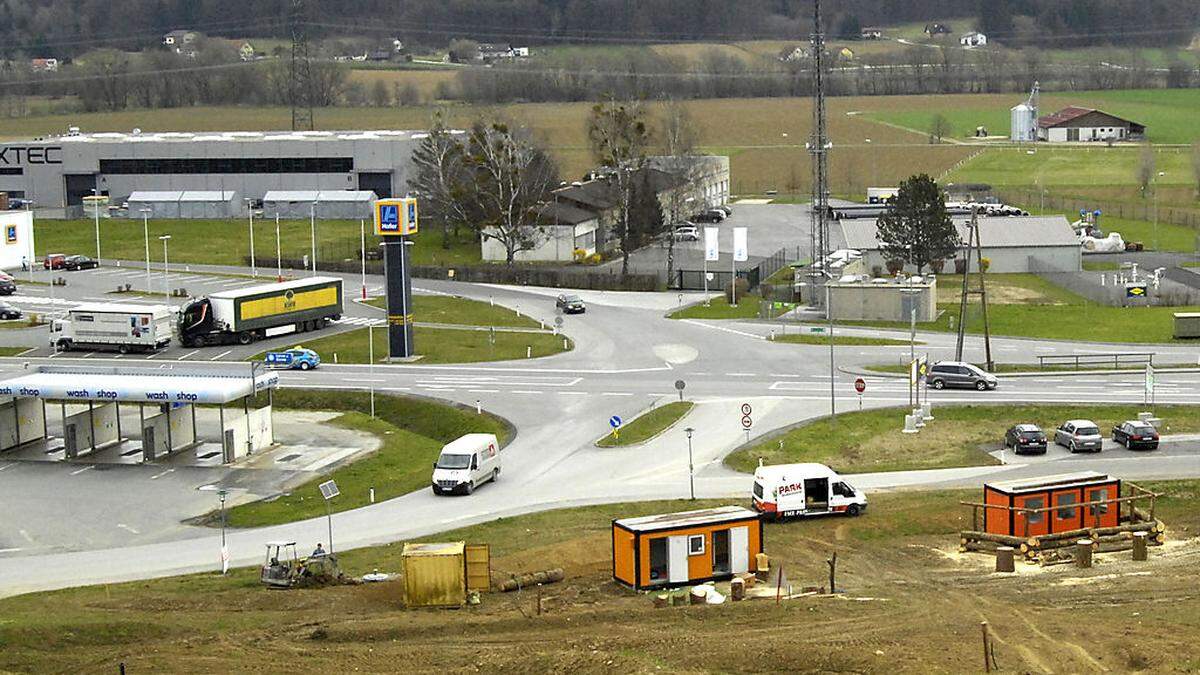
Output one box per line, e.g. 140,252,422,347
245,199,257,277
139,208,152,293
159,235,171,295
274,213,283,282
1154,171,1165,252
901,282,922,408
91,187,103,264
218,489,228,574
359,218,367,300
310,200,318,275
684,427,695,500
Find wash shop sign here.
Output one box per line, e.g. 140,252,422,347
0,146,63,165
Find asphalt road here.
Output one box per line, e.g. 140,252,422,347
1,257,1200,597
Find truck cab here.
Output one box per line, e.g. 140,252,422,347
431,433,501,495
751,462,867,520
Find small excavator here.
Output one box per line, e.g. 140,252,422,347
260,541,346,589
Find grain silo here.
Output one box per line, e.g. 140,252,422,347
1010,82,1039,142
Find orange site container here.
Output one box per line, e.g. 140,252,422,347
983,471,1120,538
612,506,763,590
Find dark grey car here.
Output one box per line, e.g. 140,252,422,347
927,361,998,391
1054,420,1103,453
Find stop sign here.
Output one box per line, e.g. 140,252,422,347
854,378,866,394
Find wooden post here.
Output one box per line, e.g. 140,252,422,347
536,584,542,615
995,546,1015,573
1076,539,1093,568
1132,531,1149,561
826,552,837,594
981,621,991,673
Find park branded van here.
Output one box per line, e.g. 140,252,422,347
431,433,501,495
751,462,867,519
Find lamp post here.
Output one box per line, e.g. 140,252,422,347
245,199,257,277
91,187,103,264
684,427,695,500
901,283,921,408
140,208,152,293
159,235,171,295
1154,171,1164,252
310,200,318,274
275,214,283,282
359,218,367,300
218,489,228,574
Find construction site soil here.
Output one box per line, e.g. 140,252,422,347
3,488,1200,673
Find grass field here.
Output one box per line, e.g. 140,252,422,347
35,218,480,268
346,68,457,102
596,401,693,447
8,484,1200,671
224,390,509,528
364,295,538,328
725,403,1200,474
668,294,791,320
267,325,571,364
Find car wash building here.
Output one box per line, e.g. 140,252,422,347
0,365,277,463
0,130,431,218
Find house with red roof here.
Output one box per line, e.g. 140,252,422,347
1037,107,1146,143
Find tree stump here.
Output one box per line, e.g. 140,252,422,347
653,594,669,608
689,587,707,605
730,577,745,601
1132,531,1149,561
995,546,1015,573
1075,539,1093,569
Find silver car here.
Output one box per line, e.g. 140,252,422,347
1054,419,1103,453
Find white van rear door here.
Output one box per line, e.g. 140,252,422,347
729,526,749,573
667,536,689,583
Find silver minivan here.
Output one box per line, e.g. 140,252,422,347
927,361,998,391
1054,419,1103,453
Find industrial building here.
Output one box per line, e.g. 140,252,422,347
0,129,429,218
837,215,1081,274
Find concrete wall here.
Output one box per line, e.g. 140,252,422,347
0,399,18,450
16,398,44,445
90,402,119,449
62,407,96,459
168,405,195,449
221,404,273,461
481,222,599,262
828,281,938,322
142,411,171,461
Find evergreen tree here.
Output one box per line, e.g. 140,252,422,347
875,174,959,274
978,0,1015,40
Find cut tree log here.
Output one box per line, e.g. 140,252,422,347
497,568,565,592
959,531,1026,546
1031,521,1159,547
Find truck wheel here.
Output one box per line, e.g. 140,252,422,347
118,344,129,355
237,331,253,345
297,322,307,333
847,504,861,517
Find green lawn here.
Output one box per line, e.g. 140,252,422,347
772,333,918,347
365,294,538,328
596,401,694,447
35,218,479,267
726,404,1200,475
225,390,509,528
669,294,791,320
0,346,30,355
262,325,572,364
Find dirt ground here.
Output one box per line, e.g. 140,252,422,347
4,490,1200,673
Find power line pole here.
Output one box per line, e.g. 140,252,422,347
954,207,994,370
809,0,835,425
289,0,314,132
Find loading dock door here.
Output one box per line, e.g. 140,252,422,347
667,535,689,583
730,526,750,573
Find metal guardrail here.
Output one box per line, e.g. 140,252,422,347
1036,353,1155,369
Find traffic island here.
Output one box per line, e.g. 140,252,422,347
596,401,694,448
256,325,572,365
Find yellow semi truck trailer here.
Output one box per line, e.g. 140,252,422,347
178,277,344,347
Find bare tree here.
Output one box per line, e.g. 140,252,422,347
929,113,953,143
463,122,560,264
1137,142,1156,199
408,112,473,249
657,99,700,286
588,98,651,276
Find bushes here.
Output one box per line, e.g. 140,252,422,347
724,277,750,303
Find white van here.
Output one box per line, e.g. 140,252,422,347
431,433,501,495
751,462,867,519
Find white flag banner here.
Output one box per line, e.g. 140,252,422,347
733,227,748,262
704,227,720,262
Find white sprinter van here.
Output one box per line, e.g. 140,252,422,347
431,433,501,495
751,462,867,519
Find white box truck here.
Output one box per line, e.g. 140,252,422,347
751,462,867,519
50,303,175,354
431,433,501,495
178,277,343,347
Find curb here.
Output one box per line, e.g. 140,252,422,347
841,365,1200,379
593,399,695,449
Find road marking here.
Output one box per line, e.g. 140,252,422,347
601,392,634,397
145,352,158,359
70,465,94,475
559,391,588,396
468,388,499,393
116,523,141,535
82,352,95,359
177,350,200,361
0,462,15,472
725,372,756,377
681,319,764,340
357,378,386,383
150,468,175,480
0,547,24,554
209,350,233,361
510,390,543,394
18,529,33,543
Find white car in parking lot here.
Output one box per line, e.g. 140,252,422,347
672,224,700,241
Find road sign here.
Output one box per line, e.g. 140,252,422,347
740,403,752,416
609,415,623,429
554,316,564,327
1126,283,1148,298
854,378,866,394
741,415,753,430
674,380,686,391
374,197,418,236
318,480,340,500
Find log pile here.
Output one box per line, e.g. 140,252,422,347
959,519,1165,564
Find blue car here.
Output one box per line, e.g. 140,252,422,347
265,347,321,371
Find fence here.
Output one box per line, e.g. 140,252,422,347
999,189,1200,231
1036,353,1155,369
1038,271,1200,307
673,247,791,292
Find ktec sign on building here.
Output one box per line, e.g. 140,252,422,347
0,146,62,165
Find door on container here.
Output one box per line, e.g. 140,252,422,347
464,544,491,593
1013,494,1048,537
1085,485,1118,528
1052,489,1082,533
712,529,730,575
648,537,668,585
667,535,689,583
729,526,750,573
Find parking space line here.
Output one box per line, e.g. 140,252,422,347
0,462,15,471
209,350,233,361
150,468,175,480
69,465,94,475
177,350,200,361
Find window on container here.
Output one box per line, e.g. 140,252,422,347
1025,497,1045,524
1088,488,1110,515
688,534,705,556
1055,493,1078,520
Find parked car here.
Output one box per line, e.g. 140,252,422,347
43,253,66,270
1112,420,1159,450
716,204,733,217
927,361,997,391
1004,424,1047,454
0,301,21,320
62,255,99,271
673,224,700,241
264,347,321,371
0,278,14,296
0,270,13,281
556,293,586,314
693,209,725,223
1054,419,1103,453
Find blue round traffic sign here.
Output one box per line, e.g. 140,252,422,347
609,415,623,428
